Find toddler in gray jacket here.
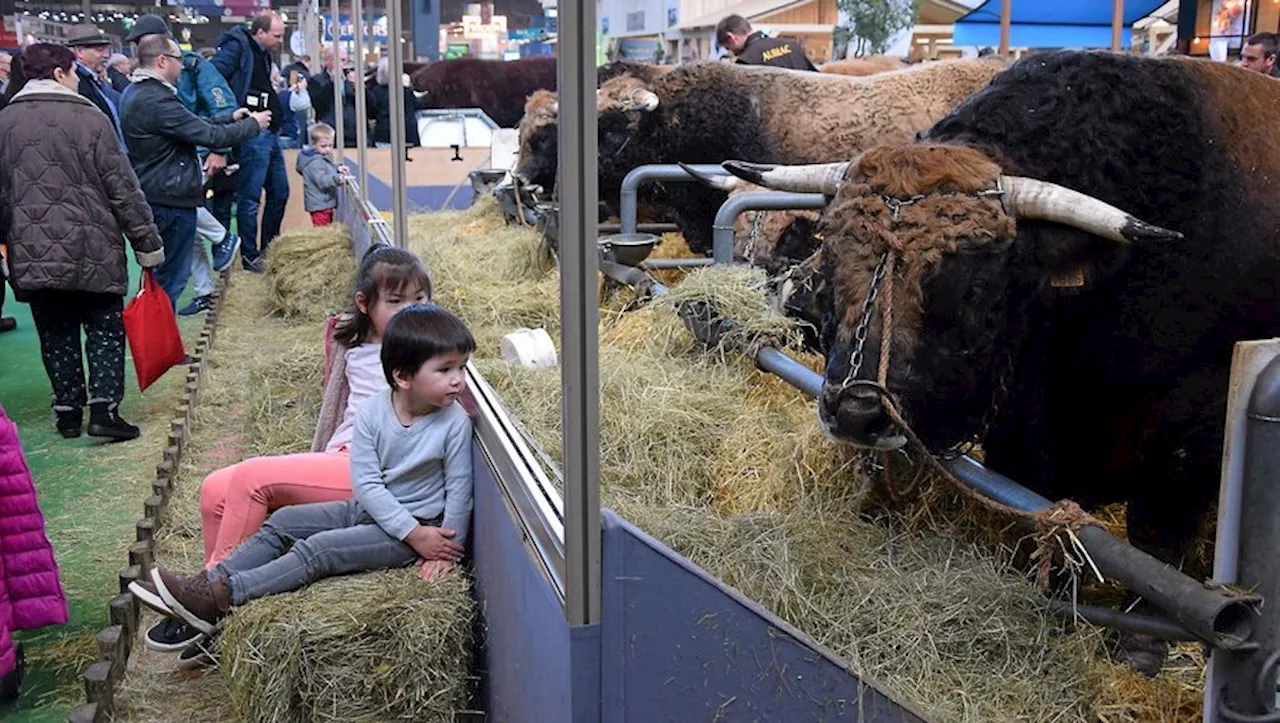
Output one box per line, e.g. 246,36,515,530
296,122,348,226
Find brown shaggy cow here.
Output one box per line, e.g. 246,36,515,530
819,56,909,76
595,57,1010,256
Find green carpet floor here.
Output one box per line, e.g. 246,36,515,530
1,261,207,723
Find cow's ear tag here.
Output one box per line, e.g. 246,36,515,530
1050,267,1086,288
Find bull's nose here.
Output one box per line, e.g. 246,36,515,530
819,385,905,450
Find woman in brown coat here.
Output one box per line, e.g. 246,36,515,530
0,44,165,441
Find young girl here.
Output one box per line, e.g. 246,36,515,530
145,245,430,652
133,305,475,636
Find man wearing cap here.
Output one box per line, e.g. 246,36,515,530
127,14,244,317
65,24,126,145
211,11,290,272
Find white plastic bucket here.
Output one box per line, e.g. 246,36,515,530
500,328,558,369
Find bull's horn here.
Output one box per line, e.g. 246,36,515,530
627,88,660,111
722,160,851,194
1000,176,1183,244
678,162,745,191
549,101,558,115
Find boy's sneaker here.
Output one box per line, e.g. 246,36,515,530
53,407,82,439
129,577,175,618
176,631,221,671
145,617,205,652
0,317,16,333
211,233,242,273
178,295,214,317
87,402,140,441
153,567,230,634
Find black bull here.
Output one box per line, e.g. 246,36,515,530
740,51,1280,598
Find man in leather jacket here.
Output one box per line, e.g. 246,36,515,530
119,35,268,309
714,15,817,71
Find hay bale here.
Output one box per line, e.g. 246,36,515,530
245,324,326,456
222,569,475,723
265,225,356,321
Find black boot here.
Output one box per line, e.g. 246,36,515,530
54,407,83,439
87,402,140,441
1,642,24,702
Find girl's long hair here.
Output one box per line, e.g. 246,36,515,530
332,244,432,348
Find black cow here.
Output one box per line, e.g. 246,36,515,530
729,51,1280,673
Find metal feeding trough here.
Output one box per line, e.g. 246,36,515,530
598,233,658,267
469,168,510,197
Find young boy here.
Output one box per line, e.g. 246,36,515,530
296,122,349,227
130,304,475,632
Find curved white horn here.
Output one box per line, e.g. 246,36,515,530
627,88,660,111
549,101,558,115
678,162,746,191
1000,176,1183,244
723,160,851,194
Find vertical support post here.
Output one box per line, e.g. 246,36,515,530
412,0,440,60
331,0,345,162
1216,352,1280,720
353,0,369,203
560,0,601,633
387,0,408,247
1205,340,1280,722
1177,0,1197,55
999,0,1012,56
1111,0,1124,52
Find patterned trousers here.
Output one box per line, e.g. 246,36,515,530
27,290,126,410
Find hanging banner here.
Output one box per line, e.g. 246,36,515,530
322,14,389,42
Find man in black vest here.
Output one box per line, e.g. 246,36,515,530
715,14,816,71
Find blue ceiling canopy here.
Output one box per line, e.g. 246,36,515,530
953,0,1170,49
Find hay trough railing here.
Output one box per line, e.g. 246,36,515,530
338,175,394,258
595,259,1264,657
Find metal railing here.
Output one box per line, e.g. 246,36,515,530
338,175,393,257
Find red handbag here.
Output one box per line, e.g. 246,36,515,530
123,269,187,392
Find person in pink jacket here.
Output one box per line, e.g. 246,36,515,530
0,402,69,701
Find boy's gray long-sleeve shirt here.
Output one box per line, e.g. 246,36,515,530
349,390,474,545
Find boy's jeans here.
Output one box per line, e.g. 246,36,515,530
215,499,434,605
189,206,226,298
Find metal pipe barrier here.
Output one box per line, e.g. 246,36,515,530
1045,600,1200,643
386,0,409,247
1219,355,1280,720
338,174,393,257
330,0,344,162
711,191,829,264
641,258,715,270
598,260,1259,652
352,0,369,202
618,164,731,235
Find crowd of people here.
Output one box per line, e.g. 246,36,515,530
0,11,397,440
0,14,475,692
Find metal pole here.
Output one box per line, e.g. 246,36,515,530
387,0,408,246
617,164,731,235
353,0,369,204
1111,0,1124,52
1219,356,1280,719
560,0,601,628
1205,341,1280,722
710,191,829,263
331,0,345,163
999,0,1012,57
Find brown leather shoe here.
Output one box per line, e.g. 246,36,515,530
154,567,230,634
